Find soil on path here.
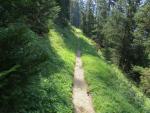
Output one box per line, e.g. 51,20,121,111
73,50,95,113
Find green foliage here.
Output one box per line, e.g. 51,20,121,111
133,66,150,97
79,0,150,94
0,0,72,112
0,24,51,112
75,29,150,113
56,0,70,25
102,9,126,64
0,0,60,34
70,0,81,27
80,0,97,37
134,2,150,66
0,23,48,72
0,65,20,78
0,24,78,113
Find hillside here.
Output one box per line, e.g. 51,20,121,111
1,0,150,113
0,24,77,113
1,24,150,113
73,28,150,113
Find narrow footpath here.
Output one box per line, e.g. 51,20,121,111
73,50,95,113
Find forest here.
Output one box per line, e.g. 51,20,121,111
0,0,150,113
75,0,150,96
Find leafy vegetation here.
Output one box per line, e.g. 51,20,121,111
0,0,60,34
74,29,150,113
73,0,150,97
133,66,150,97
0,0,150,112
0,24,78,113
0,1,72,112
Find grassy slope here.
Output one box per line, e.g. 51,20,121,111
0,25,77,113
39,25,77,113
26,25,78,113
1,24,150,113
73,29,150,113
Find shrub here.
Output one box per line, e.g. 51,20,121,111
0,23,49,85
133,66,150,97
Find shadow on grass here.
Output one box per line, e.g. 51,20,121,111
0,26,73,113
53,25,78,53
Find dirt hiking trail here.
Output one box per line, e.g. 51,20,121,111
73,50,95,113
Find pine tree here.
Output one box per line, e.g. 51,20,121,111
56,0,70,25
133,1,150,66
0,0,60,34
70,0,81,27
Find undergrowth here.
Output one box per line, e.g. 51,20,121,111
1,23,150,113
0,24,77,113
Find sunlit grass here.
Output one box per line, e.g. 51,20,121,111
34,25,78,113
72,28,150,113
1,24,150,113
0,24,77,113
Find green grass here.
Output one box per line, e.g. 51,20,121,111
37,25,78,113
0,24,77,113
1,24,150,113
72,28,150,113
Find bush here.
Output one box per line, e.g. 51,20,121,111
0,23,49,71
133,66,150,97
0,0,60,34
